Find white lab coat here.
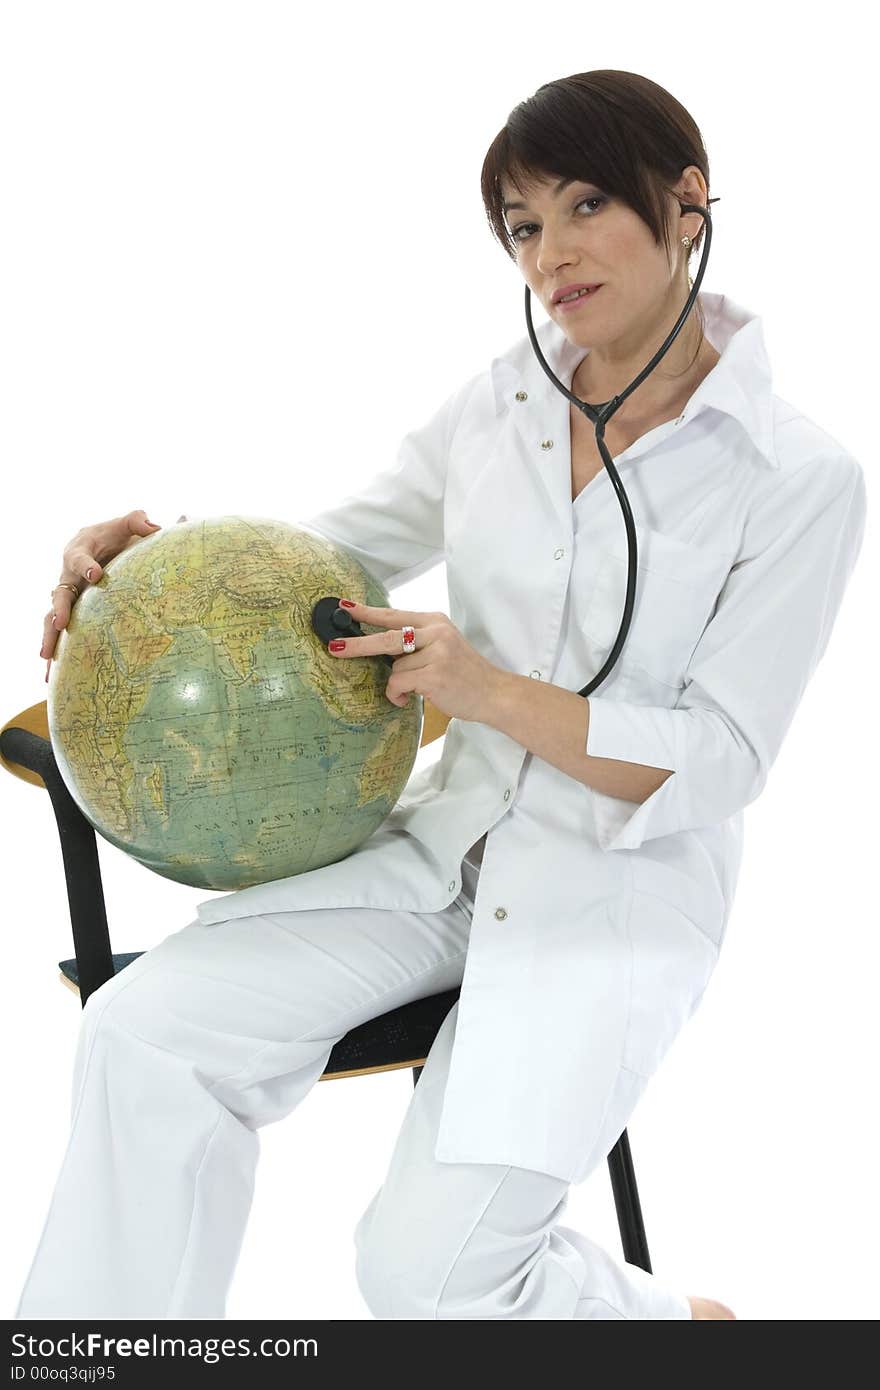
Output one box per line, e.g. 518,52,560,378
195,291,867,1184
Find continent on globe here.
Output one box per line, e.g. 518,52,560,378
47,516,423,889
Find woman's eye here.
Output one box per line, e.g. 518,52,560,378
510,195,606,244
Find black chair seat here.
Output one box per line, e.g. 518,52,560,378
59,952,460,1078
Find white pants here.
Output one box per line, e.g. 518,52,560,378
15,852,692,1321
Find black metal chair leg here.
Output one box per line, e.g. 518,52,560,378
0,727,114,1008
608,1127,652,1272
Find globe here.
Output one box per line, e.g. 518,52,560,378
47,516,423,890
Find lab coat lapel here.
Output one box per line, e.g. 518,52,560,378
444,389,573,690
490,320,586,545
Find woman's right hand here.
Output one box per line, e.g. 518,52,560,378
40,508,163,675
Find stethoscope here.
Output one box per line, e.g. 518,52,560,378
312,197,713,701
525,197,714,698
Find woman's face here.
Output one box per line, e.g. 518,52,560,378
500,166,706,365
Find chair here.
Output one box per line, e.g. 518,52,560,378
1,696,653,1272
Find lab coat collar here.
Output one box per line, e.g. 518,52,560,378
489,290,779,469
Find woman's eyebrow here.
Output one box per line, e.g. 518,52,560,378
502,178,602,213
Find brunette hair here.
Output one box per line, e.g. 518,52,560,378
480,70,720,370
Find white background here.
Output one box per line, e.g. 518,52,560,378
1,0,876,1322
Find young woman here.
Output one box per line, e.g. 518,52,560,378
23,70,866,1321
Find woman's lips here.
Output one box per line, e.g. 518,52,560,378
554,285,603,313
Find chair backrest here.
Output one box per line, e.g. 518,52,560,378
419,697,451,749
1,696,452,789
0,700,51,788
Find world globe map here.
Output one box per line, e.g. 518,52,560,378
47,516,423,890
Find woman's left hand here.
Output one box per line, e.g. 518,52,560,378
326,600,504,724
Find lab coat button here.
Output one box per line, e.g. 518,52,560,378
448,880,456,892
494,907,508,921
540,439,554,450
503,788,511,800
529,669,541,679
515,390,528,401
554,547,565,559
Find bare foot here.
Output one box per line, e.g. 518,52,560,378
686,1295,737,1319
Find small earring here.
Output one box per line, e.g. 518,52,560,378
681,234,692,250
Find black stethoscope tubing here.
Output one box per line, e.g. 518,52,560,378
313,199,714,698
524,199,714,698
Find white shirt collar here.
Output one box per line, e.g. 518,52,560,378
490,290,779,468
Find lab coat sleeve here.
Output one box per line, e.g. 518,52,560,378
298,376,477,591
584,453,868,852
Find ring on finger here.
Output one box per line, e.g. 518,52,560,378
51,582,81,601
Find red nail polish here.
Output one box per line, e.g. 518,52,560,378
339,599,356,609
329,640,346,652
